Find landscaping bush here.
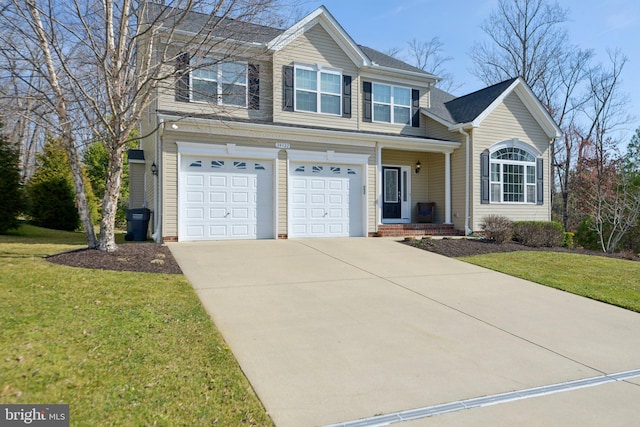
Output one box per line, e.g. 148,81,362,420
574,217,601,251
0,128,23,233
512,221,564,247
562,232,575,249
480,215,513,243
27,176,79,231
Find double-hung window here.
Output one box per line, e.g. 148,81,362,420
191,59,247,107
372,83,411,125
490,147,537,203
294,65,341,115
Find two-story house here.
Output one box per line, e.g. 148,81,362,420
131,5,561,242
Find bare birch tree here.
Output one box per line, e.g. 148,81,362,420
1,0,290,251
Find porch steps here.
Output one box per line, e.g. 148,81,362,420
373,223,464,238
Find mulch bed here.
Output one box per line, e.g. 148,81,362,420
45,237,638,274
404,237,640,261
46,243,183,274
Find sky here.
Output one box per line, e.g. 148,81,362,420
304,0,640,146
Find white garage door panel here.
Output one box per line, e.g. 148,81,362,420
289,162,364,238
180,156,274,241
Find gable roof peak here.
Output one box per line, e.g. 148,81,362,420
267,6,371,67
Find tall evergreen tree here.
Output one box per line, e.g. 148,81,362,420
0,123,24,233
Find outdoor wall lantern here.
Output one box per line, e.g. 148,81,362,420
151,162,158,176
415,160,422,174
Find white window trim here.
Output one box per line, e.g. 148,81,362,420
293,63,342,116
372,82,411,125
489,144,537,204
190,58,248,108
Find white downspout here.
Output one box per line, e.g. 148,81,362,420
376,142,382,233
458,128,472,235
151,119,163,243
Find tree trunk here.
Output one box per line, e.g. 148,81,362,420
65,132,98,248
97,141,126,252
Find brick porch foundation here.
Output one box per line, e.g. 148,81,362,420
372,223,464,237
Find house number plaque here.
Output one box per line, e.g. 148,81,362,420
275,142,290,149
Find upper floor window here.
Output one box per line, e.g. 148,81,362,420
372,83,411,125
489,147,537,203
294,65,342,115
191,59,248,107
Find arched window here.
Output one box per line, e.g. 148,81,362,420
488,146,538,204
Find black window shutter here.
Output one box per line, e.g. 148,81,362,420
175,52,190,102
248,64,260,110
411,89,420,127
481,151,490,204
536,157,544,205
342,75,352,118
282,65,294,112
363,81,372,122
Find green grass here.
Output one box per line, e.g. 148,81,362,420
0,224,272,426
460,251,640,312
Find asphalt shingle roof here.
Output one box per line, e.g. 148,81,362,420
358,45,437,77
146,3,285,44
145,4,434,76
442,78,517,124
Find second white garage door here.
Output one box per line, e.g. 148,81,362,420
289,162,364,238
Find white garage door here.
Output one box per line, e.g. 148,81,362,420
180,156,274,241
289,162,364,238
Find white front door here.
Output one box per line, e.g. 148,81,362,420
289,162,364,238
180,156,274,241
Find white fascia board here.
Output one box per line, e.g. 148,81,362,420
377,139,461,154
421,108,456,128
359,68,437,88
267,6,370,67
176,141,279,159
287,149,370,165
159,29,266,50
158,114,460,152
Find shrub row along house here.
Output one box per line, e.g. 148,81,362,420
131,5,561,242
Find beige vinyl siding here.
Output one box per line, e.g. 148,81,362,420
277,150,287,236
128,163,146,208
162,140,178,238
426,153,445,224
425,116,458,141
140,107,157,220
471,92,552,230
450,141,467,231
273,24,359,130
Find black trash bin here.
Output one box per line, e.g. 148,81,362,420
125,208,150,241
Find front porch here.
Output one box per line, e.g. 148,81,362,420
372,223,464,237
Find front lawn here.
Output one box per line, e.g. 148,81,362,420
0,224,272,426
460,251,640,313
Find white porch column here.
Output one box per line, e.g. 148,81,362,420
445,152,452,224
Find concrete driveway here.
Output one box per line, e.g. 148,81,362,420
169,238,640,427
